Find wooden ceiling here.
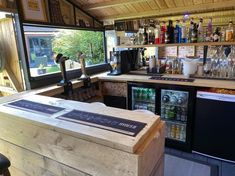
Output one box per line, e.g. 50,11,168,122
74,0,235,23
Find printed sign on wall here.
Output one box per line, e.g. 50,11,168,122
178,46,195,58
159,46,178,58
20,0,48,22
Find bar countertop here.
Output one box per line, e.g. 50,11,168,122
97,72,235,90
0,94,160,153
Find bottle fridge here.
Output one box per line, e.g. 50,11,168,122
128,83,157,114
128,82,196,151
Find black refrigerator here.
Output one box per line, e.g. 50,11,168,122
128,82,196,151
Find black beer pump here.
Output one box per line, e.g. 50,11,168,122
55,53,73,96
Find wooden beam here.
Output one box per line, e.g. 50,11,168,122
99,0,235,21
4,64,23,92
83,0,147,11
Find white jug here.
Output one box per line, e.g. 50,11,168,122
182,58,200,76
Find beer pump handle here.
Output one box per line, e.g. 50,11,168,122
54,53,73,96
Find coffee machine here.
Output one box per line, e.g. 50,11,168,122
108,49,140,75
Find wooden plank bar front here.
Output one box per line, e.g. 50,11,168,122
0,95,165,176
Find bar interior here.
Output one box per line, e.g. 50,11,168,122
0,0,235,176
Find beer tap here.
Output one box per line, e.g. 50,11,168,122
54,53,73,96
77,51,91,88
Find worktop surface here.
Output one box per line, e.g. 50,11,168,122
0,94,160,153
97,72,235,90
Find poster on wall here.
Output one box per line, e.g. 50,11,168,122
159,46,178,58
0,0,7,8
20,0,48,22
178,46,195,58
48,0,64,24
4,0,17,9
75,8,93,27
59,0,75,25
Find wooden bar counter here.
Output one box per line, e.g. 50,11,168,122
0,94,165,176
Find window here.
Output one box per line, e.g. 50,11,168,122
24,26,106,77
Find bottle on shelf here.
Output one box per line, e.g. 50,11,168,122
160,21,167,44
188,18,194,43
226,20,234,42
148,20,155,44
181,19,187,43
197,18,204,42
143,27,148,45
175,125,180,140
220,27,226,42
180,125,186,141
191,23,198,43
174,20,181,43
165,29,170,44
213,27,221,42
137,27,144,45
165,20,174,44
170,124,176,139
154,21,161,44
206,17,213,42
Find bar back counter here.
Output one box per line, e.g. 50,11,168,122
0,94,165,176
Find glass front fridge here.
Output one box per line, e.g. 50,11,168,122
159,85,196,151
128,82,157,114
128,82,196,151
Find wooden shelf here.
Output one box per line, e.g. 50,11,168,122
116,42,235,48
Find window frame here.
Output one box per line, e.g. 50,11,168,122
20,23,108,89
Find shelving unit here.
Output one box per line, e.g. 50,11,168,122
116,41,235,48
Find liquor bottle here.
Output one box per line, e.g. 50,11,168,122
181,19,187,43
197,18,204,42
174,20,181,43
206,18,213,42
143,27,148,44
191,23,198,43
165,20,174,44
160,21,167,44
220,27,226,42
154,21,161,44
188,18,194,43
137,27,144,45
148,20,155,44
226,20,234,42
213,27,220,42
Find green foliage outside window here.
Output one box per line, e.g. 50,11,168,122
52,30,105,66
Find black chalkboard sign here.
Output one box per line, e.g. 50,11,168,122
5,99,65,115
57,110,147,137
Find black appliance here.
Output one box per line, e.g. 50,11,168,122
128,82,196,151
193,91,235,163
121,49,139,71
108,51,130,75
108,49,139,75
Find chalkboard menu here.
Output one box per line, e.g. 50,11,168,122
57,110,147,137
5,99,65,115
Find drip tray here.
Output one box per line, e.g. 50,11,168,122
149,76,195,82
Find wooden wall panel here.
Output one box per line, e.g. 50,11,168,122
174,0,185,7
164,0,176,8
147,0,160,10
